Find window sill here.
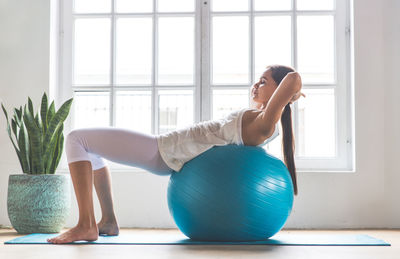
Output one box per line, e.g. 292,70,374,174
297,169,356,174
57,168,356,174
56,167,151,174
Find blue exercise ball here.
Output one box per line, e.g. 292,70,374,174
167,144,294,242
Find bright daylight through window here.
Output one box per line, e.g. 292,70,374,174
60,0,352,171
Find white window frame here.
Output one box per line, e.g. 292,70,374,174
57,0,353,172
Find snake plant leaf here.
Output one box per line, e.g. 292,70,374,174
54,131,64,173
42,100,56,167
1,103,8,122
44,133,57,174
35,113,43,137
23,105,44,174
44,124,60,173
40,93,48,133
15,106,22,119
50,126,64,174
46,124,64,174
17,120,30,173
42,98,73,158
28,97,34,118
30,98,41,131
13,108,21,127
27,110,33,173
11,118,17,137
47,101,55,124
34,113,39,127
2,103,22,165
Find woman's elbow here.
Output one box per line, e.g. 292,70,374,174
287,72,302,91
294,72,302,85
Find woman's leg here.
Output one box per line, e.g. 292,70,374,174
47,160,98,244
47,127,173,244
93,166,119,236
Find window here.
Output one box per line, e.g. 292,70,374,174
59,0,353,172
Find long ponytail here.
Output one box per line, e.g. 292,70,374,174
281,104,298,195
268,65,298,195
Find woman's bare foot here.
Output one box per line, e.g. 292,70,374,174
97,219,120,236
47,225,99,244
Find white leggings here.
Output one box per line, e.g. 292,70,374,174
65,127,174,176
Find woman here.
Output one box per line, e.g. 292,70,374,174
47,64,304,244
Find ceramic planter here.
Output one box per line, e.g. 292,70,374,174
7,174,71,234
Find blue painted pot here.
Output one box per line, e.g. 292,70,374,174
7,174,71,234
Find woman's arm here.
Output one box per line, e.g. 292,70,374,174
248,72,303,139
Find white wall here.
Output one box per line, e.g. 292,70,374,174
0,0,399,229
383,0,400,226
0,0,51,226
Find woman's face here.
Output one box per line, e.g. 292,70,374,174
251,69,278,107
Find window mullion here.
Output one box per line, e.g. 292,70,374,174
110,0,116,127
292,0,298,70
336,0,353,169
292,0,299,158
152,0,157,134
63,0,74,134
250,0,254,91
194,0,202,123
201,0,211,121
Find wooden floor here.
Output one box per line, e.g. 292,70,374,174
1,228,399,259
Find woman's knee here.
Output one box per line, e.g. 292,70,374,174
66,129,92,146
65,129,87,154
66,129,82,143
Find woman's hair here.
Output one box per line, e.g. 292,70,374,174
267,64,298,195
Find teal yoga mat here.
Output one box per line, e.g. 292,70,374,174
4,232,390,246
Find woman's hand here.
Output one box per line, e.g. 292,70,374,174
289,91,306,104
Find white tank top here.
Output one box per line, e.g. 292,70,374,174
156,108,279,172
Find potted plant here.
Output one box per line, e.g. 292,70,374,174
1,92,73,234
